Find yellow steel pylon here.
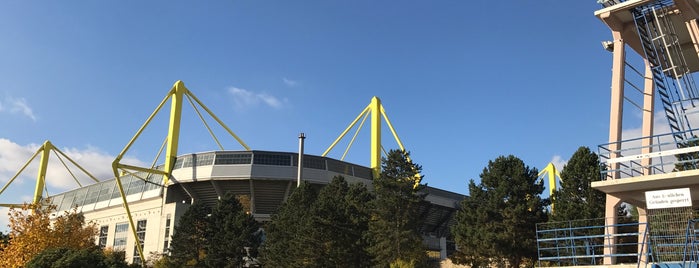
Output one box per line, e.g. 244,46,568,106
322,96,420,187
538,162,562,213
112,80,250,264
0,140,100,208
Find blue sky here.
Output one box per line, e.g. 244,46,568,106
0,1,631,227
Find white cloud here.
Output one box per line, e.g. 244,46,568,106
282,78,298,87
9,98,37,121
550,155,567,172
228,86,285,109
258,93,283,108
0,97,37,121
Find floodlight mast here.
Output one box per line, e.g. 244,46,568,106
111,80,251,265
322,96,420,187
0,140,100,209
537,162,561,213
164,82,185,177
370,97,382,178
33,141,51,205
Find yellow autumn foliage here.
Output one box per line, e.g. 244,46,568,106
0,203,97,268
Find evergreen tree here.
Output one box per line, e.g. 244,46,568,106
615,204,638,264
26,246,135,268
368,149,428,267
674,136,699,171
550,146,605,222
542,147,606,265
310,176,372,267
204,193,262,268
344,181,374,267
168,201,211,267
0,232,8,248
261,182,318,267
452,155,549,268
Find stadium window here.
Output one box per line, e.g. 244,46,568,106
113,222,128,251
98,225,109,248
133,220,147,264
163,214,171,253
214,152,252,165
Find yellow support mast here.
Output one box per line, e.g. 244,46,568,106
33,141,52,205
323,96,419,186
112,80,250,264
538,162,562,213
0,140,101,208
164,81,185,176
370,97,382,178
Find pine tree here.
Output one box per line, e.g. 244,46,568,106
550,146,605,222
368,149,428,267
168,201,211,267
26,246,134,268
310,176,372,267
260,182,317,267
344,181,374,267
452,155,549,268
1,232,9,247
204,193,261,268
674,136,699,171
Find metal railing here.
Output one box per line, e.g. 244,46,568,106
538,217,699,267
537,218,646,267
598,129,699,180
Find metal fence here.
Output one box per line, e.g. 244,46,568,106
536,217,645,267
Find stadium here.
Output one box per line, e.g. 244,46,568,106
5,81,464,264
47,149,463,264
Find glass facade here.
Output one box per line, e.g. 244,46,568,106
47,151,373,212
214,152,252,165
253,153,291,166
195,153,214,166
327,159,353,175
293,155,327,170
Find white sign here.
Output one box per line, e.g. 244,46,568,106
645,188,692,209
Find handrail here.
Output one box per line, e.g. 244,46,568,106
598,128,699,180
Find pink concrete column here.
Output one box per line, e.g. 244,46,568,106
603,34,625,265
637,207,649,264
641,60,654,174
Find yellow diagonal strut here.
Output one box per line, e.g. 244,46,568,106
112,80,250,265
323,96,420,187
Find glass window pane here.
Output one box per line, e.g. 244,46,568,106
214,152,252,165
253,153,291,166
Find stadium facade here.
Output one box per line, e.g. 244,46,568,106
48,150,463,264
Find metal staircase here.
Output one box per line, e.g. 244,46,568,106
632,0,699,145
